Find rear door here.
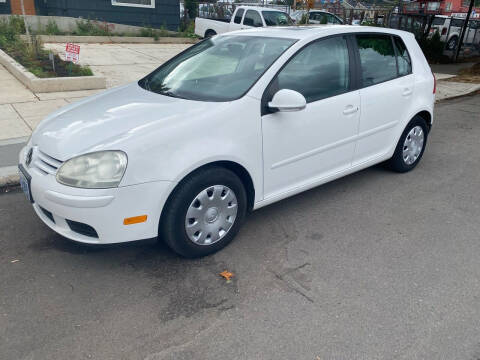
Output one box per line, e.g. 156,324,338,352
352,34,415,165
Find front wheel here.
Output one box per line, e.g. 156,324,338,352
387,116,429,173
160,166,247,258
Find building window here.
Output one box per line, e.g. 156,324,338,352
111,0,155,8
445,2,452,11
461,0,469,7
427,2,440,11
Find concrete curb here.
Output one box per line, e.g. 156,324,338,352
0,49,106,93
0,166,19,188
20,35,199,44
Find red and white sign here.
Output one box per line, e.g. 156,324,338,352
65,43,80,63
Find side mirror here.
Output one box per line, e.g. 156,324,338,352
268,89,306,112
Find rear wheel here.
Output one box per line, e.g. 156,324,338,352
160,166,247,258
387,116,428,173
204,29,217,38
447,36,458,50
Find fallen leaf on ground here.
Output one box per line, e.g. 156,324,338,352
219,270,234,281
11,260,19,263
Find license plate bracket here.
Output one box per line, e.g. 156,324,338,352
18,164,33,203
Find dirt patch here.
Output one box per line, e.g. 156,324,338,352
444,63,480,84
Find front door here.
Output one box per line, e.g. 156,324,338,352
261,36,360,199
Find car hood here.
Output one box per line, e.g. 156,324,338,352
32,83,223,161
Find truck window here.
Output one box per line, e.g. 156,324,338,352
262,11,292,26
451,18,464,27
432,17,445,26
234,9,244,24
244,10,263,27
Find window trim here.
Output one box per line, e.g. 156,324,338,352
261,34,357,115
351,32,413,91
111,0,155,9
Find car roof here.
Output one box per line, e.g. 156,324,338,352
223,25,413,41
236,6,288,12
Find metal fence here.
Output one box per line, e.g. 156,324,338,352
188,2,480,57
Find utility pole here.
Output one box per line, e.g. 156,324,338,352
454,0,474,62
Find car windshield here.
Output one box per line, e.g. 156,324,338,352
139,35,296,102
262,11,293,26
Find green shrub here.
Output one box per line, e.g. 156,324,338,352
45,19,63,35
0,19,93,78
73,18,110,36
417,31,448,63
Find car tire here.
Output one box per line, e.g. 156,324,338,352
160,166,247,258
204,29,217,38
388,116,429,173
447,36,458,50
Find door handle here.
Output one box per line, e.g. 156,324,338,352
402,88,413,96
343,105,359,115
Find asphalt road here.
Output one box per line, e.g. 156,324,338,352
1,95,480,360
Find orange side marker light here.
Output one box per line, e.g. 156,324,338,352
123,215,148,225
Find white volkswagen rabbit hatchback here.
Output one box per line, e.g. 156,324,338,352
19,26,435,257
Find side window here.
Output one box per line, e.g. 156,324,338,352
393,36,412,76
244,10,263,27
234,9,244,24
274,36,350,103
356,34,397,87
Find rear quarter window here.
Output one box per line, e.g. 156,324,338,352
393,36,412,76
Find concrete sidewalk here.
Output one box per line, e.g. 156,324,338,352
1,42,479,186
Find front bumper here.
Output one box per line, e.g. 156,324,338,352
19,147,174,244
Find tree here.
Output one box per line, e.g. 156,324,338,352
184,0,198,20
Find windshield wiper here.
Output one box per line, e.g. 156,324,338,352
159,91,186,99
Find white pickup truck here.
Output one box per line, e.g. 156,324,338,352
195,6,292,38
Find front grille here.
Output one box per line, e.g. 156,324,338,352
39,206,55,223
32,149,63,175
66,220,99,238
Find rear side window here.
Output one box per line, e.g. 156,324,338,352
244,10,263,27
451,18,464,27
356,34,397,87
234,9,244,24
274,36,350,103
393,36,412,76
432,17,445,26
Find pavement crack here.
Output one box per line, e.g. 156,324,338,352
271,268,314,303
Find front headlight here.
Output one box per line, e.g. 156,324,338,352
56,151,128,189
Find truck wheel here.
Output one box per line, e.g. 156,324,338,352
447,36,458,50
205,29,217,38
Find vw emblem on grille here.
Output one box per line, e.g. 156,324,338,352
25,148,33,167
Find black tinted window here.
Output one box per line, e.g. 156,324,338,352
244,10,263,27
432,17,445,26
451,18,464,27
356,34,397,86
393,36,412,76
234,9,244,24
275,36,350,103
